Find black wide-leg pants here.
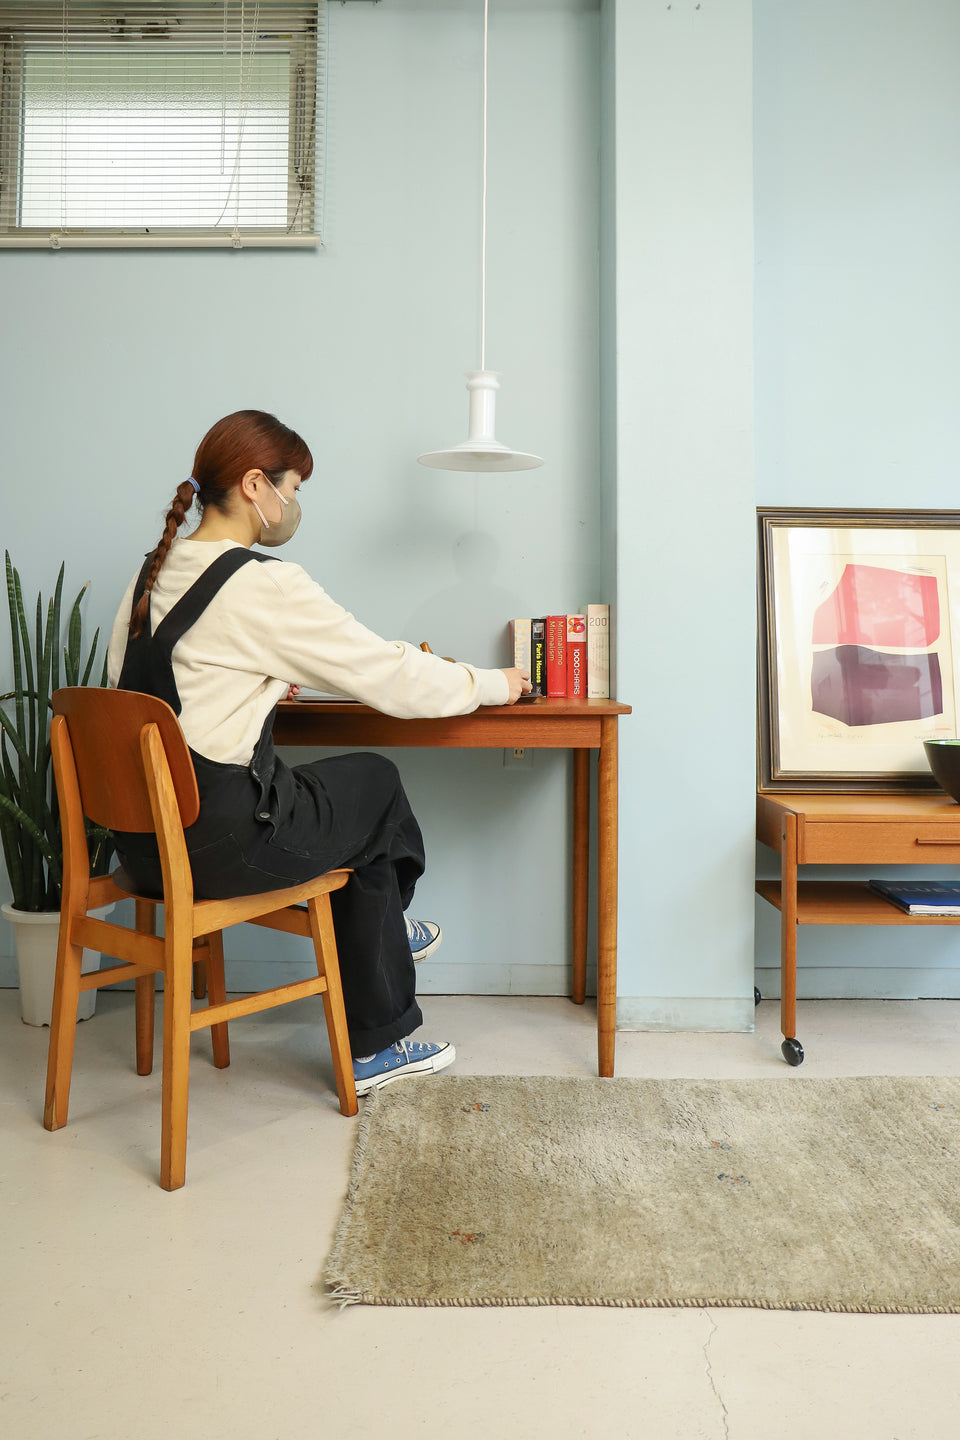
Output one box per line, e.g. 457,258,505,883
115,751,425,1057
294,752,426,1056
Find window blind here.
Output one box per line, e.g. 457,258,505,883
0,0,325,247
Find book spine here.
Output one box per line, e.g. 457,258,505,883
546,615,567,697
530,618,547,697
566,614,586,697
586,604,610,698
511,618,532,675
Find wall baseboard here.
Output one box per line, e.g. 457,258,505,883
7,955,957,1013
0,955,597,998
754,966,960,1001
615,996,755,1033
415,962,596,997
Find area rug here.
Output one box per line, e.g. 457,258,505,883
323,1074,960,1311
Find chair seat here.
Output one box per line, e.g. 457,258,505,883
110,863,348,914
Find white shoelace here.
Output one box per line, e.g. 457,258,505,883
355,1038,437,1065
354,1041,409,1065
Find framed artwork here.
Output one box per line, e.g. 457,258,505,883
758,508,960,791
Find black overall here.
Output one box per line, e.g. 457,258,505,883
115,548,424,1056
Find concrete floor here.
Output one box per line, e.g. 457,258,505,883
3,988,960,1440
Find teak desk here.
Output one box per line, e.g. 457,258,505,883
756,790,960,1066
274,697,631,1078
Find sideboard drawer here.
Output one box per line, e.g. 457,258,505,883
801,822,960,865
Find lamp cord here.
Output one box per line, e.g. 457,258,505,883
480,0,488,372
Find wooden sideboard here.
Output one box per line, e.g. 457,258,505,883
757,790,960,1064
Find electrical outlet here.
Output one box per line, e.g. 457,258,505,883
503,747,532,770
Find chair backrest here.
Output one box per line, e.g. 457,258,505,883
52,688,200,833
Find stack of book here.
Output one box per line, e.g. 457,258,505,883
511,606,610,698
868,880,960,915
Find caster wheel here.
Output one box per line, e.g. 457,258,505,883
754,987,762,1007
781,1037,805,1067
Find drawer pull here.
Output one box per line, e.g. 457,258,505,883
914,837,960,846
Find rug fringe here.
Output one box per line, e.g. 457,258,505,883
327,1283,364,1310
321,1293,960,1313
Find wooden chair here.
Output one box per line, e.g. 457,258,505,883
45,687,358,1190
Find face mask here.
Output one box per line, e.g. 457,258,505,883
251,478,301,547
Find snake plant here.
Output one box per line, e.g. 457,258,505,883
0,551,112,912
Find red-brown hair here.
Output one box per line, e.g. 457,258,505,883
129,410,313,637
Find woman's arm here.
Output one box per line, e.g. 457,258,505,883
220,560,515,717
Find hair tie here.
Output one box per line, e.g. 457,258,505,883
187,476,200,493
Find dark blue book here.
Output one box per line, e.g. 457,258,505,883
869,879,960,914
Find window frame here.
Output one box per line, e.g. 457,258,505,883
0,2,325,249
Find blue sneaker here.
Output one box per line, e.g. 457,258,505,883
353,1038,456,1097
406,916,442,962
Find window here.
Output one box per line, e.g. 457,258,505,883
0,1,325,247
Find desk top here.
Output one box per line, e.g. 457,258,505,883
281,697,631,718
274,696,630,749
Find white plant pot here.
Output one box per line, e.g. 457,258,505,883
2,901,115,1027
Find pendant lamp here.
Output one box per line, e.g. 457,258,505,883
418,0,543,473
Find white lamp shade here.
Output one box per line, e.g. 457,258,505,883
418,371,543,472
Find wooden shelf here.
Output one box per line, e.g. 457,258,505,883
756,879,960,926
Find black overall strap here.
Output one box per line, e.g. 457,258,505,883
118,548,270,713
151,549,269,656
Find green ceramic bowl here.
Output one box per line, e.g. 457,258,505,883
923,739,960,802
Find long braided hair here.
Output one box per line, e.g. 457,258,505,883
129,410,313,637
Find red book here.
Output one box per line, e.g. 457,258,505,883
546,616,567,697
565,614,586,697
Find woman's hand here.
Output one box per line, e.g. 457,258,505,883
500,668,533,704
286,684,301,700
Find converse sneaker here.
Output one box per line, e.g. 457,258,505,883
353,1038,456,1097
406,916,442,962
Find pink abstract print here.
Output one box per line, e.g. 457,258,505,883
812,564,941,649
811,565,944,727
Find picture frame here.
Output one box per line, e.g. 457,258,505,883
758,508,960,792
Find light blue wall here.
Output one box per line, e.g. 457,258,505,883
754,0,960,998
608,0,757,1031
755,0,960,506
0,0,604,994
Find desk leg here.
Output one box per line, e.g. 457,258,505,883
572,748,589,1006
597,717,618,1077
779,813,802,1064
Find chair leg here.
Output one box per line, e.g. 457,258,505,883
135,975,156,1077
192,941,207,1000
160,927,194,1191
202,931,230,1069
43,920,84,1132
134,901,157,1076
307,895,358,1117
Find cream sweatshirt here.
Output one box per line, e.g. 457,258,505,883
107,538,510,765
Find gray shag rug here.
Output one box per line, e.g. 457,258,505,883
323,1074,960,1311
